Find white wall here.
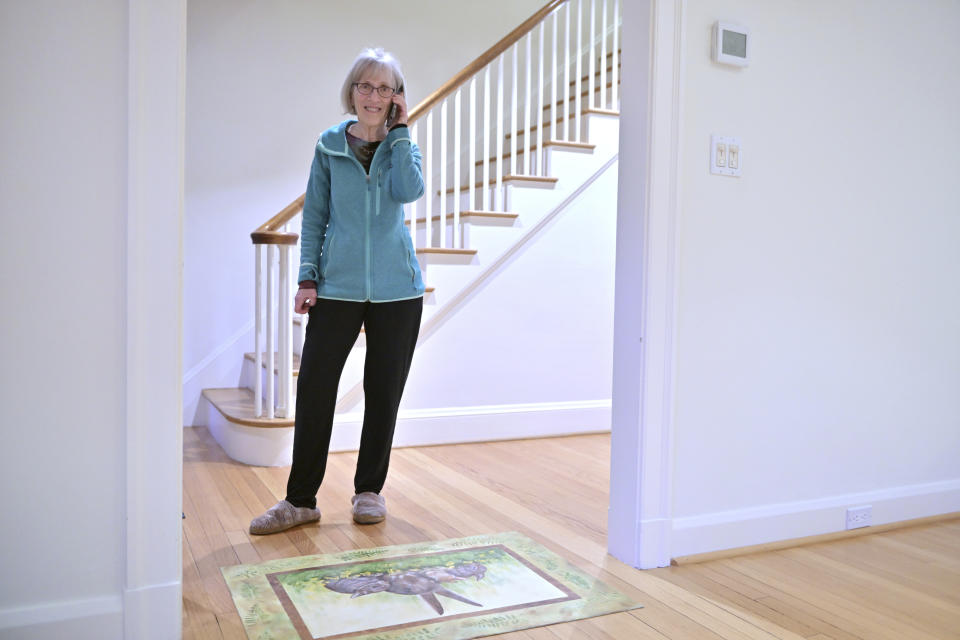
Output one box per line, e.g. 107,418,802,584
183,0,546,425
668,0,960,555
0,1,128,636
399,164,618,410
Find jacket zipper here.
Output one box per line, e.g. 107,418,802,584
365,179,371,300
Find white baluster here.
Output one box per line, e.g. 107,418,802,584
266,244,275,419
589,0,596,110
453,88,461,249
551,10,558,144
496,54,504,211
511,42,518,178
469,76,476,214
278,245,290,417
482,65,491,211
537,21,545,176
613,0,619,110
425,111,433,248
564,2,571,141
575,0,583,142
601,0,608,110
439,100,447,248
410,122,418,248
524,32,531,176
254,244,262,417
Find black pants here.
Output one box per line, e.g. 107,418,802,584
285,296,423,509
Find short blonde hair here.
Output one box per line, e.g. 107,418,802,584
340,48,406,115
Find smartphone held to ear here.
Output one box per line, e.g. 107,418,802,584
387,85,404,126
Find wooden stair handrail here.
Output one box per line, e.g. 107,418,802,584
407,0,566,122
251,0,566,245
251,193,303,245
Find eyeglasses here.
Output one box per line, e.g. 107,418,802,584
353,82,397,99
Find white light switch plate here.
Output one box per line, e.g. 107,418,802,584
711,135,742,176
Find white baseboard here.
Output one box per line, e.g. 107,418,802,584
123,580,182,640
671,478,960,557
207,399,611,467
0,595,123,640
353,400,612,451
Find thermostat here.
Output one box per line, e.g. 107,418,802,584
713,21,749,67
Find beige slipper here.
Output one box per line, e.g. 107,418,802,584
351,492,387,524
249,500,320,535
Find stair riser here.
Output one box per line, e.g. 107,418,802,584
410,217,519,250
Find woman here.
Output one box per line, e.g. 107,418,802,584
250,48,425,535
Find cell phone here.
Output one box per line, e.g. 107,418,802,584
387,85,404,126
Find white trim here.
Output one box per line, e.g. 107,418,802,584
182,320,254,384
672,479,960,557
205,400,611,467
608,0,684,570
0,596,122,631
126,0,185,638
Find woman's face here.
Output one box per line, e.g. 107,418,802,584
353,67,396,129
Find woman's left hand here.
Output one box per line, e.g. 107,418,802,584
390,91,408,126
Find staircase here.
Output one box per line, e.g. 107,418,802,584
201,0,622,466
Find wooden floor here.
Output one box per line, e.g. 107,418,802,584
183,427,960,639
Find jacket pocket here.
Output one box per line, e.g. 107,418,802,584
405,243,417,281
320,233,336,277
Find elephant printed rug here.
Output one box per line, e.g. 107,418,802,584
221,531,641,640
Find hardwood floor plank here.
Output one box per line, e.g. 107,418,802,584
812,536,960,605
769,548,957,637
724,554,940,640
182,428,960,640
654,565,820,638
784,545,960,624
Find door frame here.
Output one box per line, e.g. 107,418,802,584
607,0,686,569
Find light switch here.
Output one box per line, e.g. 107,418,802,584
728,144,739,169
710,135,742,177
716,144,727,167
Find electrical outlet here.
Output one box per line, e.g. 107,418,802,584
845,505,872,530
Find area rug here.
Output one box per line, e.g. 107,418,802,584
221,531,642,640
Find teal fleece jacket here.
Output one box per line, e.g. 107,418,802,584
297,120,426,302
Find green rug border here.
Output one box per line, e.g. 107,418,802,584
221,531,642,640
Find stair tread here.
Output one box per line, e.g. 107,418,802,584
473,141,595,167
549,81,618,112
505,108,619,139
406,211,520,225
203,388,294,428
440,174,558,196
416,247,478,255
571,62,622,88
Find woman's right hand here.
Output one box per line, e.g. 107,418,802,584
295,287,318,314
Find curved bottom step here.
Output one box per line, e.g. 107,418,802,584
202,388,293,466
